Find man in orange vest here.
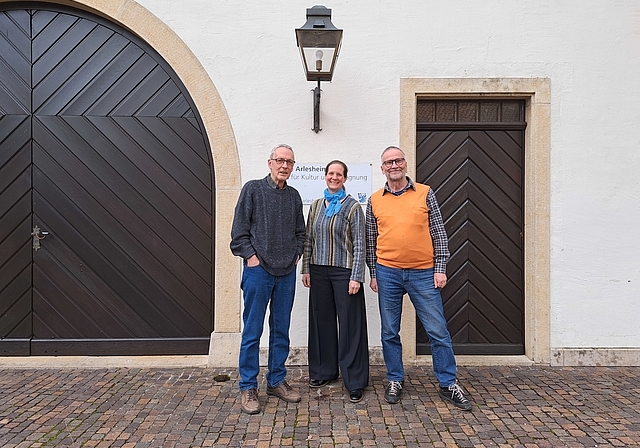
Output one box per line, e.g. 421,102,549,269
365,146,472,411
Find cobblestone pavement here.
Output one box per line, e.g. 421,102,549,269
0,365,638,447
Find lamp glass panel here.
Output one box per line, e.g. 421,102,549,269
300,47,337,75
296,29,342,47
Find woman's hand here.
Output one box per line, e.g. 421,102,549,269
302,273,311,288
348,280,361,295
369,277,378,293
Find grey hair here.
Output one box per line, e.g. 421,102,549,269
270,144,294,158
380,145,405,161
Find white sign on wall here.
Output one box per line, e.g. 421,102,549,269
287,164,372,205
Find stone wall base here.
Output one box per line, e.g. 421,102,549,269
264,348,536,367
207,332,241,367
551,348,640,366
208,337,640,368
259,346,386,367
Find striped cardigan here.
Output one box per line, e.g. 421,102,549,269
301,194,366,282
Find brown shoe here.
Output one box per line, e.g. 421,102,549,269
240,388,260,414
266,380,301,403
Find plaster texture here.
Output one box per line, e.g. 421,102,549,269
1,0,638,366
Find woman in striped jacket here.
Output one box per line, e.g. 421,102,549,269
301,160,369,403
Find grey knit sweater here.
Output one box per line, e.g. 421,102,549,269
230,175,305,276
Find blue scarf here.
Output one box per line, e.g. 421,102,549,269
324,188,346,217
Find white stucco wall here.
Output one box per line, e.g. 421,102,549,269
136,0,640,351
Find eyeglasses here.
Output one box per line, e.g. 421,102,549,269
270,158,296,167
382,158,406,168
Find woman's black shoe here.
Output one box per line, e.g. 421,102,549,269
349,388,364,403
309,378,336,388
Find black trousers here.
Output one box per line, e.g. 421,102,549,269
308,264,369,390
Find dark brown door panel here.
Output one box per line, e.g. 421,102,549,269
0,4,214,355
416,108,524,355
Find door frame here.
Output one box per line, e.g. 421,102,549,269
399,78,551,364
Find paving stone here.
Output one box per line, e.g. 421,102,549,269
0,365,639,446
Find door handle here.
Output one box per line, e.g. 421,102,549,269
32,225,49,252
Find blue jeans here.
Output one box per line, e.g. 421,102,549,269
376,263,457,387
238,262,296,391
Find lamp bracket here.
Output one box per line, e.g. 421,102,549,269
313,80,322,133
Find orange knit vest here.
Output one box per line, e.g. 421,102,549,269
370,183,434,269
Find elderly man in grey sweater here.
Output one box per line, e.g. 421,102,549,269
230,144,306,415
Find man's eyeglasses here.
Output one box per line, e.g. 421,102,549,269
382,158,406,168
270,158,295,167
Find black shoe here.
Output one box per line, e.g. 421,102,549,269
349,388,364,403
438,381,472,411
384,380,404,404
309,377,337,388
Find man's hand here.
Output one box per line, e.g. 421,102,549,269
434,272,447,289
246,255,260,267
370,277,378,293
348,280,361,295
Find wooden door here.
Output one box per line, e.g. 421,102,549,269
415,100,525,355
0,5,214,355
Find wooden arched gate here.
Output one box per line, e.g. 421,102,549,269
0,4,214,355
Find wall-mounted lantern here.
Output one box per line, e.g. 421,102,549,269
295,5,343,133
